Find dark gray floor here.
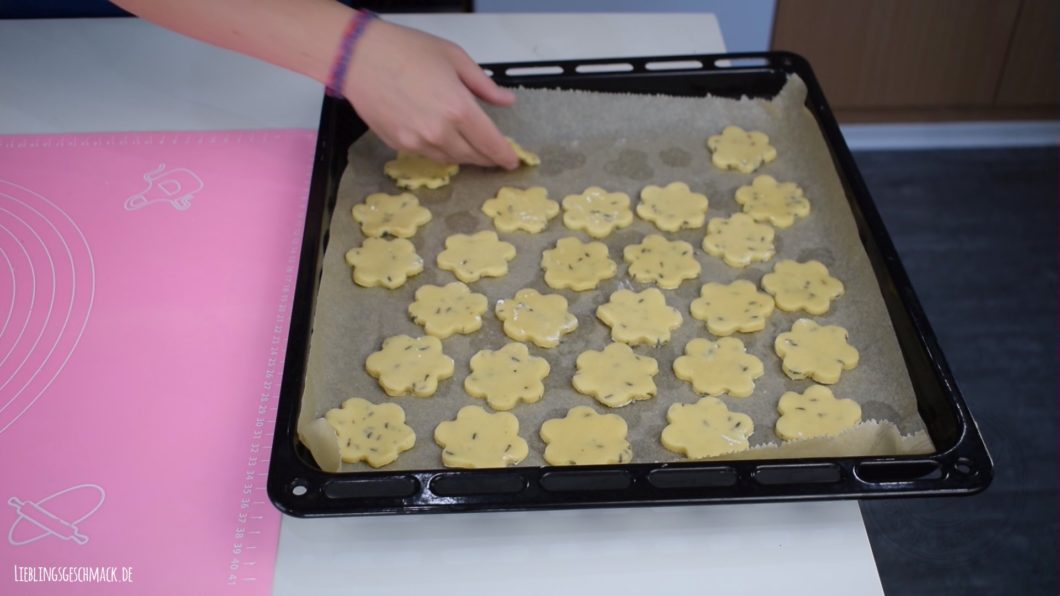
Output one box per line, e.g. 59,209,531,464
851,148,1058,595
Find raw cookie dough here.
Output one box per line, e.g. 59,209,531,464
689,280,776,336
481,186,559,233
706,126,777,173
734,175,810,229
561,186,634,238
661,397,754,459
384,152,459,189
495,288,578,348
437,230,517,283
761,259,844,315
507,137,541,167
351,192,432,238
774,318,860,384
407,282,489,338
673,337,764,398
365,335,455,397
637,182,709,232
623,234,701,289
596,288,683,346
325,397,416,468
541,236,617,291
434,405,530,468
464,342,550,411
775,384,862,441
344,237,424,289
702,213,776,268
540,406,633,466
572,342,659,408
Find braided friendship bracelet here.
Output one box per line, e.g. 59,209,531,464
325,9,377,98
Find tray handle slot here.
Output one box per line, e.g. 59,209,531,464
504,65,566,77
855,460,942,484
645,59,704,71
429,472,526,497
575,62,634,74
754,463,841,485
323,476,419,499
713,57,770,69
540,470,632,492
647,466,737,489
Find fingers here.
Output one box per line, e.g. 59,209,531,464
393,135,450,164
457,101,519,170
450,51,520,168
410,145,451,165
390,95,517,169
375,119,453,164
453,50,516,107
438,133,495,168
383,120,491,167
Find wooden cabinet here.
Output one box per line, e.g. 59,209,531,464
996,0,1060,107
772,0,1058,122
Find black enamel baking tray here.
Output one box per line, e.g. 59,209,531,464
268,52,992,516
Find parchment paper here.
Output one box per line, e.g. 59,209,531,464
298,76,934,473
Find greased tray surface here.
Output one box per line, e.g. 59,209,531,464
268,53,992,516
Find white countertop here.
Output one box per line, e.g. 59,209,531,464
0,14,883,596
0,13,727,134
275,501,882,596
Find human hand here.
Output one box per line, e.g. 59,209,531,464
344,19,519,169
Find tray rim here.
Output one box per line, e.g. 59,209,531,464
267,51,993,517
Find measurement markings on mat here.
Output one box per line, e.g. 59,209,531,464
226,199,304,589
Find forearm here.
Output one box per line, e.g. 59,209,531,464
112,0,352,84
115,0,519,167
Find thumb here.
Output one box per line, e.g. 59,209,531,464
454,53,516,106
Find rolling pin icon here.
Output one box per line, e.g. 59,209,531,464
6,484,105,546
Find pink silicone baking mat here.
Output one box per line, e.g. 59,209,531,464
0,129,315,594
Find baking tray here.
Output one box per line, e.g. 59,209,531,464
268,52,992,516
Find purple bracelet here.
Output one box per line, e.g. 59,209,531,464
325,10,377,98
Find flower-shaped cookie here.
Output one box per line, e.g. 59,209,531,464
572,343,659,408
775,384,862,441
702,213,775,268
495,288,578,348
637,182,710,232
344,237,424,289
661,397,754,459
561,186,634,238
734,175,810,229
623,234,701,289
407,282,489,338
596,288,683,346
507,137,541,167
481,186,559,233
352,192,432,238
761,259,844,315
774,318,859,384
706,126,777,173
690,280,775,336
464,342,550,411
384,152,459,189
673,337,764,398
325,397,416,468
365,335,455,397
540,406,633,466
541,236,617,291
437,230,517,283
434,405,530,468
